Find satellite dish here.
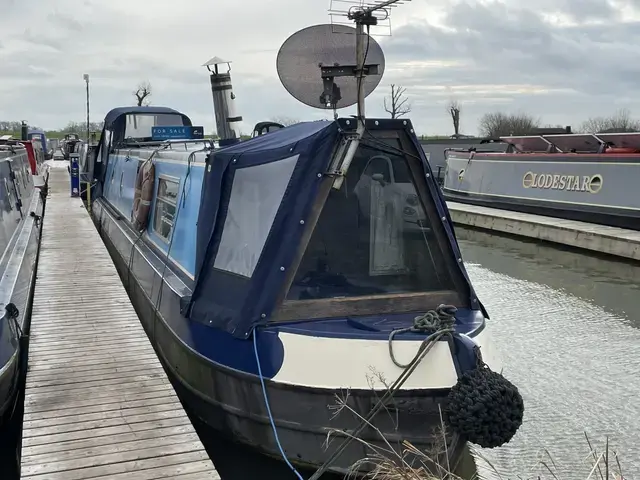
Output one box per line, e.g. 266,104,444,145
276,24,385,110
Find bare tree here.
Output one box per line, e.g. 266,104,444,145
133,81,152,107
269,116,300,126
384,84,411,119
478,111,540,137
579,108,640,133
447,100,462,137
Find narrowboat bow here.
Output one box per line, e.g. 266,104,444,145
88,103,523,473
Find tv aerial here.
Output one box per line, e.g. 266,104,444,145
276,0,410,189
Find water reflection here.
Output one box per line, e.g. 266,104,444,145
0,390,22,480
457,227,640,478
456,227,640,328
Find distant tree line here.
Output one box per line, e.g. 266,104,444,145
476,108,640,138
0,121,104,140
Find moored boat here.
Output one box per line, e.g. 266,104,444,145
87,11,523,475
87,99,523,478
26,128,52,161
0,141,44,425
91,107,522,474
443,132,640,230
60,133,82,160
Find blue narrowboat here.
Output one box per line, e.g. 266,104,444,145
86,100,523,474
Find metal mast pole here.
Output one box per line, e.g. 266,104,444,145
355,22,365,126
83,74,90,143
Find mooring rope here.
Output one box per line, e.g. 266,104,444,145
308,305,458,480
388,304,458,368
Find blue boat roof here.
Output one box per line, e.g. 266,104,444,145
103,106,186,129
220,120,334,154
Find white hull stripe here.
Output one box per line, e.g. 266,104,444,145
271,328,499,391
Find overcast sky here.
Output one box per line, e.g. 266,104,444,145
2,0,639,136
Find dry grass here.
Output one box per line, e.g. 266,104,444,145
325,391,626,480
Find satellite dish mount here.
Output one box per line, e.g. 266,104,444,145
321,6,381,121
276,0,408,189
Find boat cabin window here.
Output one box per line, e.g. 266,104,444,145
213,154,299,278
153,176,179,242
96,129,112,163
286,139,454,301
3,178,14,211
125,114,186,141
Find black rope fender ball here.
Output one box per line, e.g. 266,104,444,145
445,362,524,449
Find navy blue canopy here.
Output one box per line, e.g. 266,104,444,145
184,117,488,339
102,106,190,129
92,106,193,190
184,120,341,338
396,119,489,319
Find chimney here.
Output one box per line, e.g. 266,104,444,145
202,57,243,147
21,121,28,141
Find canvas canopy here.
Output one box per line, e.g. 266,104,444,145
184,118,487,339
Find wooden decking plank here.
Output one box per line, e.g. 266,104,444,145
26,367,167,389
24,394,183,421
28,350,160,365
21,432,202,466
86,462,219,480
23,388,178,417
23,401,184,430
23,441,206,480
26,359,164,381
21,168,218,479
21,449,211,479
22,416,194,447
27,353,161,372
22,424,199,457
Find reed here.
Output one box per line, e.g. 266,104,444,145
325,392,626,480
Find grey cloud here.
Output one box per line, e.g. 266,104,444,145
2,0,640,136
46,12,84,32
20,28,65,51
382,2,640,97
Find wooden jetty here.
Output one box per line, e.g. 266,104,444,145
447,201,640,261
20,167,219,479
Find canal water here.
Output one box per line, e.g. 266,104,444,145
456,227,640,479
2,227,638,479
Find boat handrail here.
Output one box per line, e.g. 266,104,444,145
444,147,506,156
119,138,213,150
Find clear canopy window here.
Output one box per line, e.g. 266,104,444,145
124,114,186,140
214,154,299,278
287,139,454,301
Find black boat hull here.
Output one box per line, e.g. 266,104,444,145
93,198,468,475
444,188,640,231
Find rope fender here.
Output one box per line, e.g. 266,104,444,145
445,355,524,449
388,304,524,448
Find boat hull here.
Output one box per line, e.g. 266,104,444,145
0,182,43,424
443,153,640,230
93,198,473,475
0,353,18,423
